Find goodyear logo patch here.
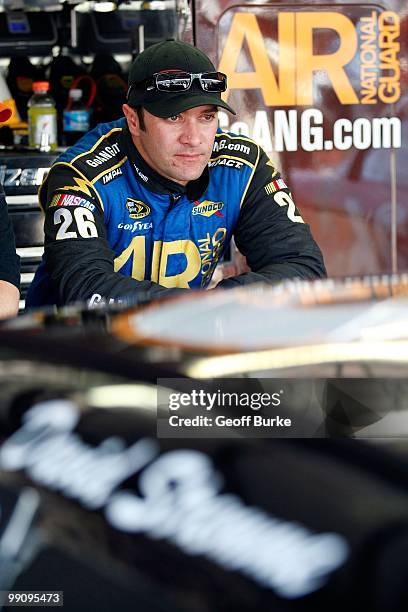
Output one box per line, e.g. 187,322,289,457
126,198,151,219
192,200,224,218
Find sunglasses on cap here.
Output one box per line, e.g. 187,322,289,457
132,70,228,94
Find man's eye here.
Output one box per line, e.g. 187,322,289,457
203,114,216,121
168,115,180,122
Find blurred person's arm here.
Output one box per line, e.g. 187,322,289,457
0,186,20,319
0,280,19,318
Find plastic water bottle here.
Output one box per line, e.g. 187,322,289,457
27,81,57,150
63,88,90,146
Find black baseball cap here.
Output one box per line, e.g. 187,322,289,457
127,40,236,117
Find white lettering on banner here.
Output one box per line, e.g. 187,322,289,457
273,110,298,152
252,110,273,152
218,110,401,153
0,401,349,599
301,109,324,152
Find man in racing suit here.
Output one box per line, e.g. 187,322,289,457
27,40,325,308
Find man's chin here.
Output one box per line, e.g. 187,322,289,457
173,166,206,184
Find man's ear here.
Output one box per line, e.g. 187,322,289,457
123,104,141,137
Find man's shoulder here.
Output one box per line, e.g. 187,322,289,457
210,129,260,169
56,118,127,181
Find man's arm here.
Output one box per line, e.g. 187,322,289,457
42,164,182,306
217,149,326,287
0,188,20,318
0,281,19,319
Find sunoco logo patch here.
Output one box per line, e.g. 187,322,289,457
126,198,151,219
192,200,224,218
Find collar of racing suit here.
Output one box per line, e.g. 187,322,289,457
122,126,209,202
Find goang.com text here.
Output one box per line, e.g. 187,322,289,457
219,110,401,153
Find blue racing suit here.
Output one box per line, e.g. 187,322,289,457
27,118,325,307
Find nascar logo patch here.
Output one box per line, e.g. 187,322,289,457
49,193,95,212
126,198,151,219
192,200,224,218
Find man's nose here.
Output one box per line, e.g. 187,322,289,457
179,120,202,146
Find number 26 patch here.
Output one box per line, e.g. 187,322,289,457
273,191,304,224
53,207,98,240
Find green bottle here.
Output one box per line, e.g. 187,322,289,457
28,81,57,150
